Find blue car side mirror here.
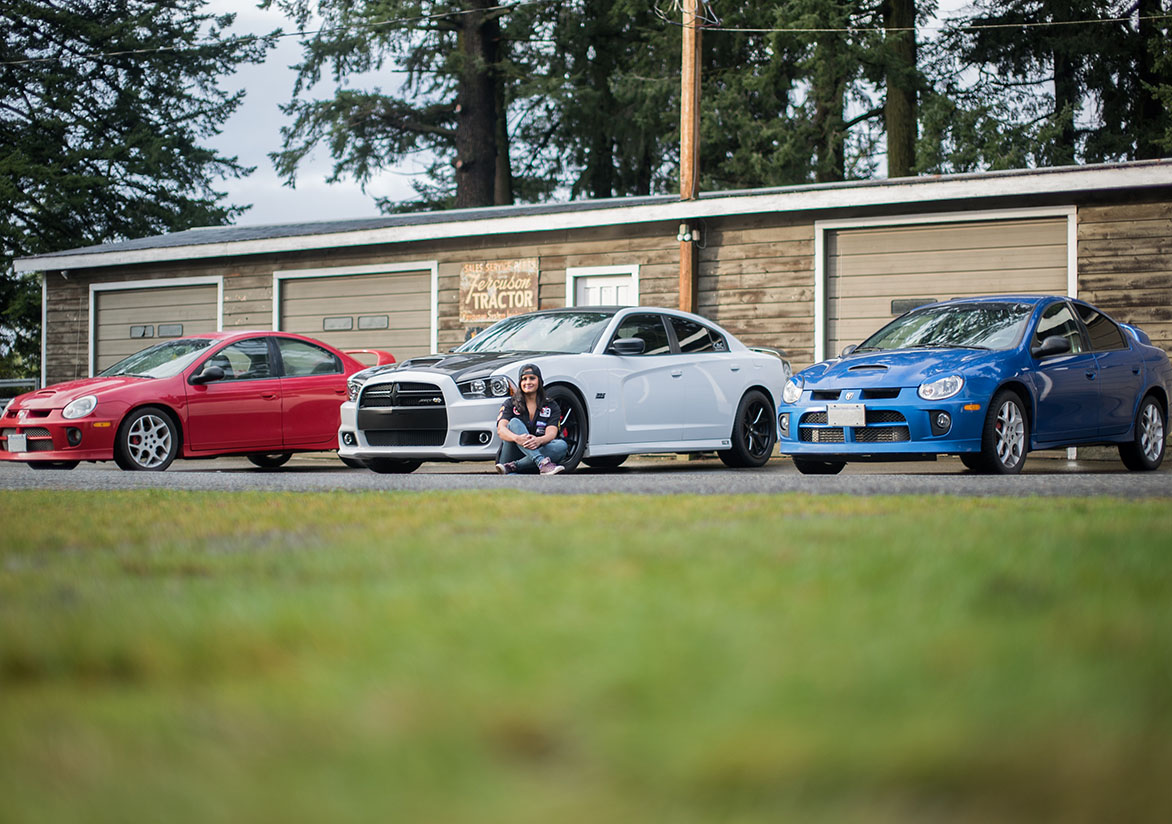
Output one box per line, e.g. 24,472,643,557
1031,335,1072,359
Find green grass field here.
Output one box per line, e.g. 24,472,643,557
2,490,1170,823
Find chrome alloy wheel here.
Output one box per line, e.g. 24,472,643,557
994,399,1025,469
1139,401,1165,463
126,413,173,469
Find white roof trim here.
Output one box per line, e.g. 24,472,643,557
15,162,1172,273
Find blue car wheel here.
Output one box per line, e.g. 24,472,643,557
977,389,1028,475
1119,395,1166,472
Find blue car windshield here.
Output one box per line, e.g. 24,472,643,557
857,302,1034,352
98,338,216,379
457,312,613,354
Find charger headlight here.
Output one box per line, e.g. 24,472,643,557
782,377,804,405
458,376,513,399
63,395,97,419
918,375,964,401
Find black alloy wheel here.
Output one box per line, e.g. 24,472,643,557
365,458,423,474
719,389,776,468
114,406,179,471
792,457,846,475
547,385,587,472
1119,394,1166,471
247,452,293,469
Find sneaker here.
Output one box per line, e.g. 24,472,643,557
539,460,564,476
495,462,516,475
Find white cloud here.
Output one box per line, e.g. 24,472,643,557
205,1,421,225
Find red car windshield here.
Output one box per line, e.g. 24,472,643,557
98,338,216,379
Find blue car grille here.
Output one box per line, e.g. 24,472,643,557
798,410,909,444
800,427,845,443
810,388,902,401
854,426,910,443
800,410,907,426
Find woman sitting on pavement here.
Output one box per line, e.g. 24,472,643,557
495,363,567,475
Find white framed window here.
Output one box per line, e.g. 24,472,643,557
565,265,639,308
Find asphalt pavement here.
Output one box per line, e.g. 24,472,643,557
2,451,1170,497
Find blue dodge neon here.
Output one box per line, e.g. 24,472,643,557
777,295,1171,475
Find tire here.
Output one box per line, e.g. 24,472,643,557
340,457,366,469
365,458,422,474
546,385,587,472
1119,395,1166,471
975,389,1028,475
792,457,846,475
719,389,776,468
959,453,984,472
28,461,79,470
114,406,179,471
582,454,628,469
248,452,292,469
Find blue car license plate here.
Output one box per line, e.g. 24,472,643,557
827,403,865,427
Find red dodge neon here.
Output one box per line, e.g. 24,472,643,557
0,331,393,471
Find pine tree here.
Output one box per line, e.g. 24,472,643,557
0,0,274,376
264,0,529,210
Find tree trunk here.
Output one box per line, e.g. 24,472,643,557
813,37,846,182
494,68,513,204
1051,47,1078,166
883,0,917,178
1134,0,1163,159
455,2,500,208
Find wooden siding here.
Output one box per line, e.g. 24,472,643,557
1077,201,1172,355
37,193,1172,387
43,215,818,384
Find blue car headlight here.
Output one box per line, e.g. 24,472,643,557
782,376,804,405
918,375,964,401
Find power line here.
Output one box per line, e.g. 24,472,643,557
0,0,557,67
3,4,1169,68
693,12,1172,35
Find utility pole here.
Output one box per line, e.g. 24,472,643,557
679,0,702,313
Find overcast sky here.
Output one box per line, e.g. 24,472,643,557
206,1,420,226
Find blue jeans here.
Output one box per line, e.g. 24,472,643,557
499,417,568,473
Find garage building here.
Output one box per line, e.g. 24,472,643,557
15,160,1172,387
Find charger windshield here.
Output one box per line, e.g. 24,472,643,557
458,312,613,354
856,302,1033,352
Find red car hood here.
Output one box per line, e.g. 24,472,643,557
13,376,151,409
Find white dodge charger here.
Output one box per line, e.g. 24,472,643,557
338,306,791,473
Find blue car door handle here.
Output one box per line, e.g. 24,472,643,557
1085,370,1096,380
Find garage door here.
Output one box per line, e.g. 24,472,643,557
827,217,1068,356
94,284,219,373
279,270,432,360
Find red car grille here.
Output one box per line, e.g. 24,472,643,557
1,427,55,452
